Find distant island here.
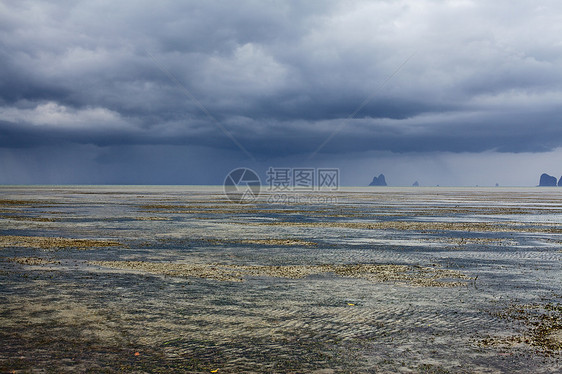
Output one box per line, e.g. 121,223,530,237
538,173,559,186
369,174,387,186
367,173,562,187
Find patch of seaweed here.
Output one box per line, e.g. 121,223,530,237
482,302,562,355
0,235,122,250
88,261,471,287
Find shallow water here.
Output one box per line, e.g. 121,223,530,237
0,186,560,373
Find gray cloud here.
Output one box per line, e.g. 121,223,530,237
1,0,562,184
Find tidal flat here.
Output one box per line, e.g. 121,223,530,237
0,186,560,373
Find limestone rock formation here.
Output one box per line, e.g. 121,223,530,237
369,174,387,186
539,173,557,186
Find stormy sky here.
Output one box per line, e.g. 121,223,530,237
1,0,562,186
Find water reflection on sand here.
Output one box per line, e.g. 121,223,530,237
0,186,560,373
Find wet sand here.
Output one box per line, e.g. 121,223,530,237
0,186,560,373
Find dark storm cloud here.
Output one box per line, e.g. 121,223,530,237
1,0,562,162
